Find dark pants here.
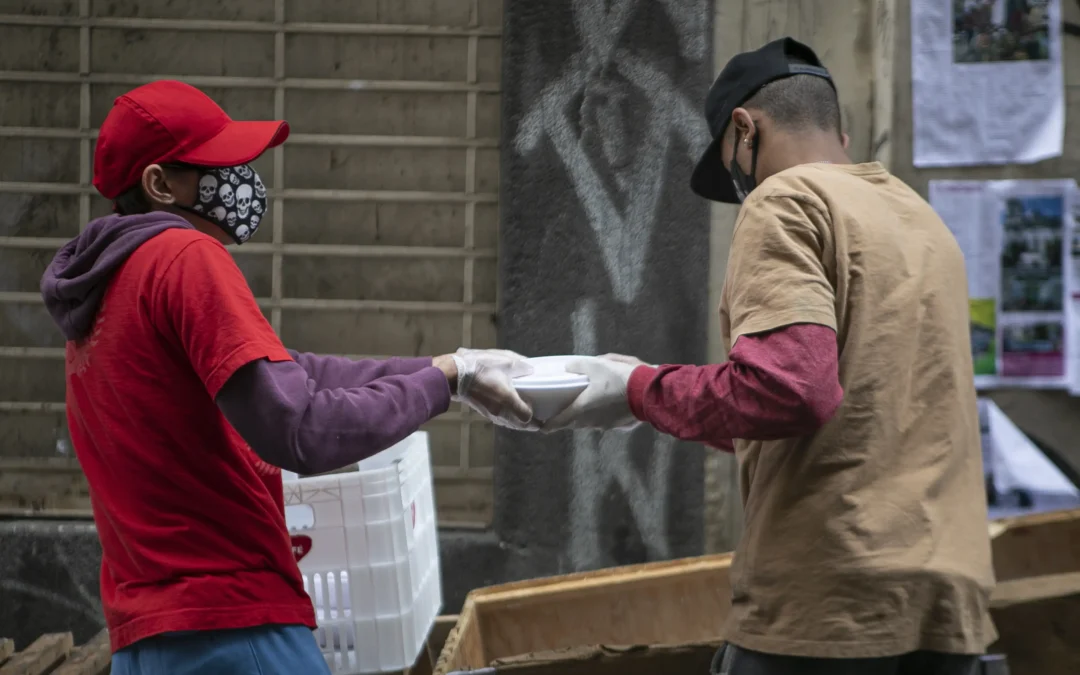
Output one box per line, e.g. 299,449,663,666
712,644,980,675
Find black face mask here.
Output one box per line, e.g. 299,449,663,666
169,164,267,245
729,130,760,203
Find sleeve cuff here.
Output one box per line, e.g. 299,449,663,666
416,365,453,417
626,365,658,422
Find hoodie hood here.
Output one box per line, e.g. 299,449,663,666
41,212,194,341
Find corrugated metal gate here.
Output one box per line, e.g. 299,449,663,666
0,0,502,524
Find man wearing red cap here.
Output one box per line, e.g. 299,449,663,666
40,80,533,674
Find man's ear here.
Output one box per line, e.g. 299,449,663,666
841,132,850,150
141,164,176,206
731,107,756,143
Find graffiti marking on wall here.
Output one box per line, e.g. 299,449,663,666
514,0,710,304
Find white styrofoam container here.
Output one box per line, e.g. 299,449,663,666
283,432,442,674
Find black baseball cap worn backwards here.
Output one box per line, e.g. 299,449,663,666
690,37,835,204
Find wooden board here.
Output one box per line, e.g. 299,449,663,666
990,507,1080,581
437,510,1080,674
0,459,90,513
0,633,74,675
51,630,110,675
435,554,733,674
0,631,109,675
0,457,490,527
989,573,1080,675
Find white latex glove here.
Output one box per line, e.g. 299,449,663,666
451,348,537,430
540,355,646,432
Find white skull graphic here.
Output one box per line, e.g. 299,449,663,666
229,173,240,186
209,206,227,221
249,214,260,230
236,184,253,218
235,164,253,179
217,168,231,181
193,204,204,212
234,224,251,241
226,212,237,227
198,174,218,203
252,199,263,215
253,174,266,199
219,183,235,207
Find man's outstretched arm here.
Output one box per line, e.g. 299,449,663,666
626,323,843,450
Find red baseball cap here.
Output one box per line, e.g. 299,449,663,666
93,80,289,200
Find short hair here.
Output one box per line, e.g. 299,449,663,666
742,58,842,135
114,185,151,215
113,164,187,216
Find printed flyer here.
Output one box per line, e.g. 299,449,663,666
929,179,1078,390
912,0,1064,167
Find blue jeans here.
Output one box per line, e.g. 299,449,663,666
111,624,332,675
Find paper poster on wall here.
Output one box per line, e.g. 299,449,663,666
929,179,1078,390
970,299,997,375
912,0,1064,167
1070,192,1080,394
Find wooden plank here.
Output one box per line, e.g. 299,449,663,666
991,508,1080,581
0,508,95,520
702,0,747,560
428,615,458,659
434,477,493,527
991,591,1080,675
435,555,733,673
990,571,1080,608
51,630,110,675
0,457,489,526
0,633,73,675
435,603,482,675
870,0,896,167
0,458,89,514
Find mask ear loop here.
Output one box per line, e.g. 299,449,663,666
747,131,760,187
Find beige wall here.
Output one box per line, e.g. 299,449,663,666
0,0,502,524
890,0,1080,471
703,0,1080,552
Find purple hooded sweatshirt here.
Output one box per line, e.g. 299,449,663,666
41,212,451,475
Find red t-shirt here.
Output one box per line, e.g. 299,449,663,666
64,229,315,653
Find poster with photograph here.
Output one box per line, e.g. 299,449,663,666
912,0,1064,167
929,179,1078,390
1070,192,1080,395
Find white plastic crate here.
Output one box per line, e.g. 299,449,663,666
283,432,442,674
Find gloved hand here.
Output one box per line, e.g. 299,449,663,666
540,354,648,432
451,348,537,430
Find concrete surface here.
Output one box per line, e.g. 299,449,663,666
493,0,713,574
0,519,509,648
0,520,106,649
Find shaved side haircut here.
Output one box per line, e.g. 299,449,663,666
743,58,842,135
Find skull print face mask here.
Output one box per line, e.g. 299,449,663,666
176,164,267,244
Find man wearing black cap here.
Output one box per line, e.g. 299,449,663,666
539,39,993,674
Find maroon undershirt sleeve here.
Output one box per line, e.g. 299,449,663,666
625,323,843,451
